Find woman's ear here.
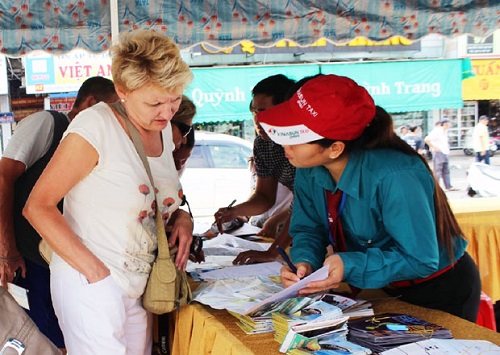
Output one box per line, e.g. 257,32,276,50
114,85,127,101
328,141,345,159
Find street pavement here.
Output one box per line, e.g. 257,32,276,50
193,149,497,233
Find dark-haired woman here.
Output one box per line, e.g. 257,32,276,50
257,74,481,322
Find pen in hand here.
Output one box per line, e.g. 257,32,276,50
216,199,237,234
276,246,298,274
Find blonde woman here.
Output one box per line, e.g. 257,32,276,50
24,30,193,354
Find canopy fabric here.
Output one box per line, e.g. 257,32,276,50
1,1,500,57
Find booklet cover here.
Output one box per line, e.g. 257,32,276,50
347,313,452,353
279,316,350,353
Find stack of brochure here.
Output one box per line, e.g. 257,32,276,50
278,315,350,353
228,296,320,334
347,313,453,353
318,293,374,318
272,298,344,344
227,311,274,334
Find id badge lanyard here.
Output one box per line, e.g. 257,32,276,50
326,190,347,246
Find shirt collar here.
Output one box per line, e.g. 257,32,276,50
308,151,362,200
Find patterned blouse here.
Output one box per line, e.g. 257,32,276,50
253,135,296,192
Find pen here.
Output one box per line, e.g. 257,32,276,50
226,199,237,210
276,246,298,274
216,199,237,234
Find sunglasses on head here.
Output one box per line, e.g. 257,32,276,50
173,122,192,138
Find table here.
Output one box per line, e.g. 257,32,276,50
171,287,500,355
450,197,500,303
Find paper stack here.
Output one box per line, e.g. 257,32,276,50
278,315,350,353
230,296,319,335
319,293,374,318
347,313,453,353
228,311,274,334
272,298,343,343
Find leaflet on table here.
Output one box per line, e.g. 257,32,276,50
347,313,452,353
380,339,500,354
320,293,374,317
186,255,234,272
192,275,285,314
201,233,271,256
192,265,329,316
279,316,350,353
230,222,264,240
198,261,283,280
244,265,329,316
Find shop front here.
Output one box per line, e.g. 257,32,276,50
462,58,500,139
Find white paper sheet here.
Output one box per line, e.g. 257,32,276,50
199,261,283,280
7,282,30,310
244,265,329,315
381,339,500,354
202,233,271,256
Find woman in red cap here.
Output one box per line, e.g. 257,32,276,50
257,74,481,322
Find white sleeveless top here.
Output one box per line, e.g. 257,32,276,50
51,102,182,298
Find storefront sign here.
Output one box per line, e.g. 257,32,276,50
186,64,319,123
50,94,76,112
24,49,112,94
0,112,14,123
321,59,463,113
467,35,494,55
188,59,463,123
462,59,500,100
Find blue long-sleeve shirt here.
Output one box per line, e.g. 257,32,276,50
289,149,467,289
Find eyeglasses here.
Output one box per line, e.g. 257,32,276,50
173,122,192,138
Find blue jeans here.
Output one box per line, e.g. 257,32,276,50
475,150,490,165
432,152,452,189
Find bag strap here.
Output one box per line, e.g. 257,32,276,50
111,101,170,259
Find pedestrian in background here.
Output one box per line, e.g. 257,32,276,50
424,119,459,191
403,126,424,155
0,76,118,352
472,115,490,165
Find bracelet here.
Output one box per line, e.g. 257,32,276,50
0,255,23,262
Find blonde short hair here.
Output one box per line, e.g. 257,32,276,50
172,95,196,126
110,29,192,92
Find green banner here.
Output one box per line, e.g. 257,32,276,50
186,59,464,123
186,64,319,124
320,59,463,113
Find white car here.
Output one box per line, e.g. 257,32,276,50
180,131,254,219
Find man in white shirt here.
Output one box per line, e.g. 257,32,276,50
472,115,490,165
424,119,459,191
0,76,118,350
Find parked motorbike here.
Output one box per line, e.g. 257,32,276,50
462,131,497,157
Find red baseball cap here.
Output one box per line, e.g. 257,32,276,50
257,74,376,145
